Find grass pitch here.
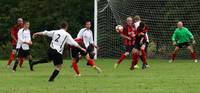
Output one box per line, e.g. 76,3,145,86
0,59,200,93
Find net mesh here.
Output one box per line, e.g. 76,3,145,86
97,0,200,58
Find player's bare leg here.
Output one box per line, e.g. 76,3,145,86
130,48,140,70
187,45,197,62
169,46,179,63
114,52,129,69
86,54,102,73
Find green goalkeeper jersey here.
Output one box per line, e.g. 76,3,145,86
172,27,194,44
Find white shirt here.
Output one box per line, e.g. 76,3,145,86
42,29,79,54
134,20,141,30
77,28,94,48
16,28,31,50
134,20,149,42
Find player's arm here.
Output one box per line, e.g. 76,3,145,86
116,26,131,40
89,33,98,49
120,34,131,40
139,32,145,45
10,27,17,42
172,31,177,45
139,26,149,36
66,33,86,52
32,30,54,39
186,29,195,44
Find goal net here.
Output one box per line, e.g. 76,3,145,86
96,0,200,58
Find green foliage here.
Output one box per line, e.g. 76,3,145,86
0,0,94,58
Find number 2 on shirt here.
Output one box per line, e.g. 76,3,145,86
55,34,61,42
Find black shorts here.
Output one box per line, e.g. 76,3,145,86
125,45,134,52
71,44,95,59
17,48,30,58
47,48,63,65
176,42,190,48
134,42,148,50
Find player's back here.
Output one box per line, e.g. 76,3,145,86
50,29,68,49
44,28,79,54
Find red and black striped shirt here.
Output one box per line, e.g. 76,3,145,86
120,24,135,46
135,26,149,43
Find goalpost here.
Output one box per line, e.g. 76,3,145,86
95,0,200,59
94,0,98,59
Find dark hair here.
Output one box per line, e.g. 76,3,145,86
138,22,145,30
60,21,68,29
24,21,29,24
84,20,91,25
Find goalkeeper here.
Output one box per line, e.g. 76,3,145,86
169,21,197,63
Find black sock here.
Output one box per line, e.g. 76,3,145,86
48,69,60,82
29,59,33,71
32,58,48,65
140,55,148,65
30,59,49,71
140,55,144,62
13,59,19,71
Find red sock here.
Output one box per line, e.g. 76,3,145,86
72,62,80,75
191,52,197,60
131,53,139,68
117,54,126,64
7,52,15,65
141,50,147,65
19,57,24,67
171,53,176,61
87,59,96,67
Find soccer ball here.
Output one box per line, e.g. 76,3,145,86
115,25,123,33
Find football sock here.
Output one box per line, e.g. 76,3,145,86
29,59,33,71
19,57,24,68
87,59,96,67
72,62,80,75
32,59,49,65
13,58,19,71
140,55,143,62
141,50,147,65
116,54,126,64
48,69,60,82
30,59,49,71
7,52,15,65
171,53,176,61
191,52,197,60
131,53,139,69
